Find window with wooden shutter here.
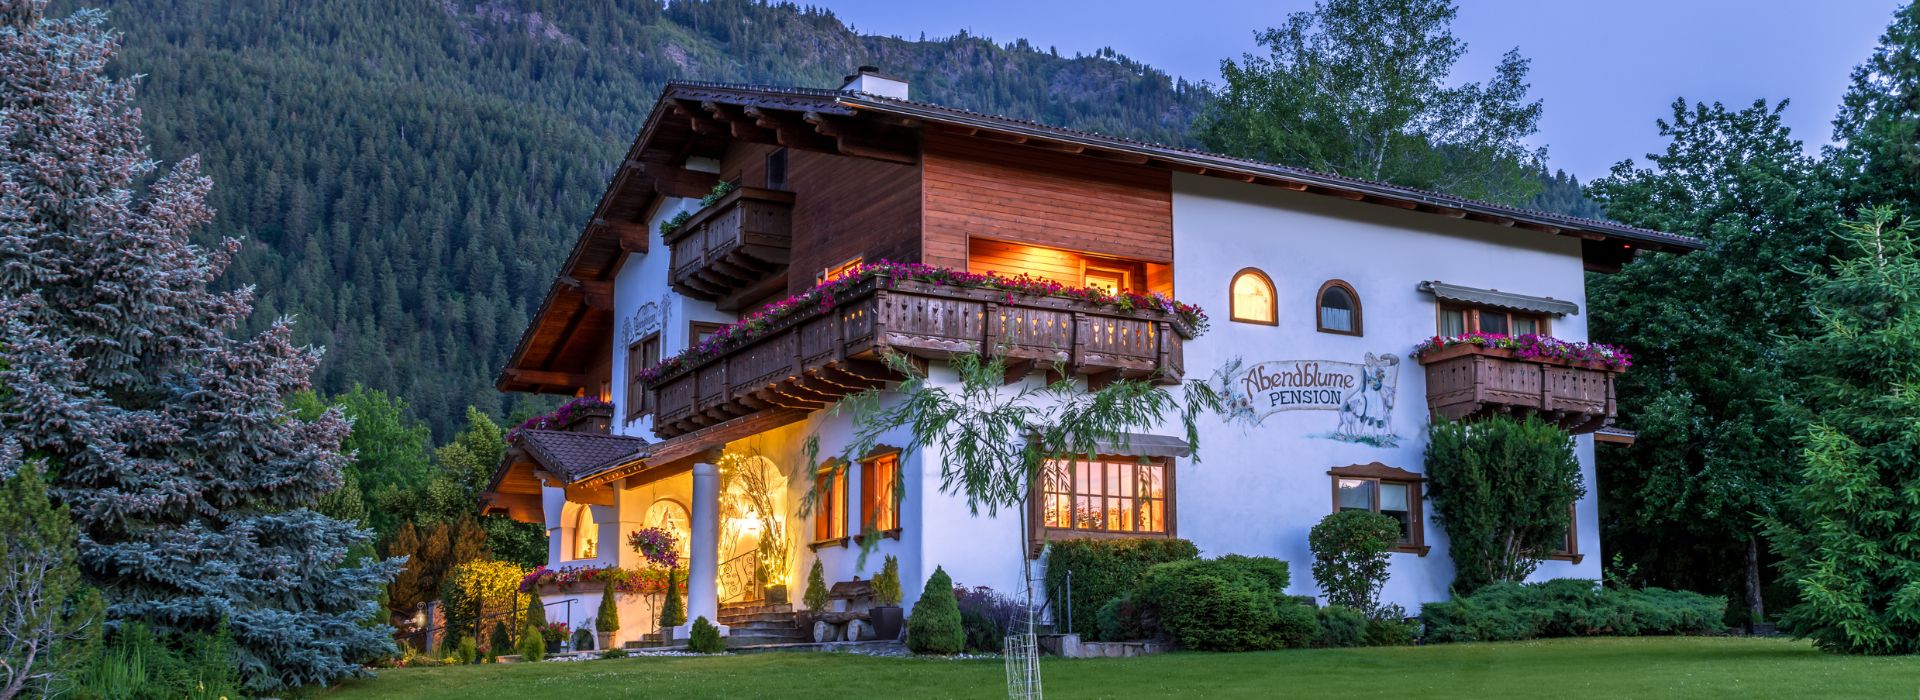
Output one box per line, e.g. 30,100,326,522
625,333,658,422
861,451,901,538
812,463,847,547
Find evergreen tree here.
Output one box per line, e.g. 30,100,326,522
0,459,103,699
905,567,965,655
1423,416,1584,593
659,567,686,629
1765,208,1920,655
1587,98,1836,620
0,2,397,689
1196,0,1545,203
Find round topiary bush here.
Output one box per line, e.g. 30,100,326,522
1315,604,1367,648
906,566,965,655
688,616,725,653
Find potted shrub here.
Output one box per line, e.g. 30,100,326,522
870,555,904,640
803,560,829,613
542,622,569,654
596,578,620,650
659,566,686,642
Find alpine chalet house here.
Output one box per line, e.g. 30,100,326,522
483,69,1700,647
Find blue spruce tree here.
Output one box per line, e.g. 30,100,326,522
0,0,398,690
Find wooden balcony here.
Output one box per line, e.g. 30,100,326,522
647,273,1192,438
665,187,794,302
1419,344,1620,434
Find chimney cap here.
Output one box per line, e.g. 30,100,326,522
837,66,910,100
842,65,900,84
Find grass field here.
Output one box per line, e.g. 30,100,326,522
322,637,1920,699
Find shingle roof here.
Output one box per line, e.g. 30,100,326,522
516,430,648,482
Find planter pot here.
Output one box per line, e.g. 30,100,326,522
545,640,562,654
870,605,904,641
763,584,788,605
597,631,614,650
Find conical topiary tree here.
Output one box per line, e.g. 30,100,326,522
659,568,685,629
596,578,620,643
873,555,903,606
487,621,511,662
524,593,548,634
906,566,965,655
803,560,829,612
0,2,397,691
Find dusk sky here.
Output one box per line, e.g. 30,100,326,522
814,0,1903,181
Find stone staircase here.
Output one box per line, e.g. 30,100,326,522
719,601,807,646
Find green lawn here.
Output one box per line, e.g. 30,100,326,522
323,637,1919,699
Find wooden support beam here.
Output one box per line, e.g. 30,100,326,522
835,136,917,164
643,164,720,198
1026,139,1085,154
503,368,590,389
558,276,615,310
974,130,1029,144
1086,149,1151,165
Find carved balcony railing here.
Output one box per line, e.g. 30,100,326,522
646,273,1192,438
1418,343,1621,434
664,187,794,302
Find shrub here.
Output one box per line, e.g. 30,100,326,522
659,568,686,628
442,560,528,648
599,648,629,659
688,617,725,653
804,559,830,612
487,621,511,661
596,579,621,637
516,622,545,662
873,555,903,606
1044,538,1199,639
1315,605,1368,648
1309,510,1401,611
1421,579,1724,643
453,635,477,665
1130,556,1306,651
1096,592,1152,641
1364,604,1417,646
1425,416,1585,594
571,626,594,651
906,567,966,655
524,594,548,634
953,584,1027,653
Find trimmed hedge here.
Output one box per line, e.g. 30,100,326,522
1422,579,1724,643
1044,538,1199,639
1314,605,1367,648
1125,555,1315,651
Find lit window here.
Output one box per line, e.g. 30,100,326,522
861,452,901,536
1040,457,1171,535
1083,265,1130,295
1230,268,1276,325
813,463,847,544
1328,463,1426,554
819,257,863,284
1437,303,1548,337
1317,280,1362,335
573,506,599,560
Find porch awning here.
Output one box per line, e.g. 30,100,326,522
1087,433,1192,459
1418,281,1579,316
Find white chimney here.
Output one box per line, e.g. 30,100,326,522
838,65,909,100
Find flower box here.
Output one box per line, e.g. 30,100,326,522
1418,341,1621,434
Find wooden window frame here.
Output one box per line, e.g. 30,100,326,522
1315,279,1363,336
1547,503,1583,564
1436,302,1551,337
1080,262,1133,295
1327,462,1429,556
1229,267,1278,326
817,256,863,284
625,333,659,422
1029,456,1177,554
689,321,726,347
810,461,849,549
859,447,903,540
765,148,789,191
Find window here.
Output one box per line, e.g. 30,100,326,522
1038,457,1172,536
1317,280,1362,336
573,505,599,560
765,148,789,190
625,333,659,421
1438,303,1549,337
812,463,848,546
861,450,901,537
1328,463,1426,555
1229,268,1276,325
689,321,726,347
1082,264,1131,295
1549,503,1582,563
818,256,863,284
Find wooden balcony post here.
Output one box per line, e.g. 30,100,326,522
983,302,1001,357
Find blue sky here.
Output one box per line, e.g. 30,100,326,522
814,0,1901,181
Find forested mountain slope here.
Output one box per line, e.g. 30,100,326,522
69,0,1598,435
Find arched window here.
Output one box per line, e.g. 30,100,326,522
1317,280,1362,336
573,505,599,560
1230,268,1276,325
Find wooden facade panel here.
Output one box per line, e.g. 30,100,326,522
923,131,1172,269
720,143,922,298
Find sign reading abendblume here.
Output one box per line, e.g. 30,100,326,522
1211,354,1402,446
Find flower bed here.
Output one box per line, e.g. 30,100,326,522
637,260,1209,386
519,564,684,595
506,396,613,441
1412,333,1631,370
